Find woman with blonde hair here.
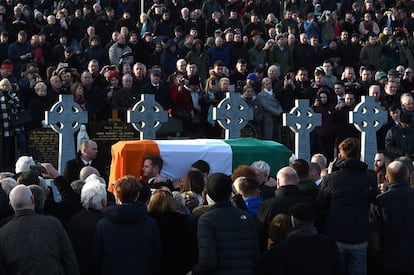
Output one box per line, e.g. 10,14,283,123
200,77,224,137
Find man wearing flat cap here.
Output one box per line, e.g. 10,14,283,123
260,202,343,275
192,173,259,274
140,68,172,110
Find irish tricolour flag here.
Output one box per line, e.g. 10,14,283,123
109,138,291,190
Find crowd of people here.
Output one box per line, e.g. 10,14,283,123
0,0,414,273
0,137,413,275
0,0,414,170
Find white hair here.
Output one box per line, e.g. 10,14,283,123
15,156,36,174
81,178,107,211
84,174,106,185
251,160,270,176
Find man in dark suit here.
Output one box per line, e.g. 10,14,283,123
140,68,172,111
63,139,106,184
139,154,173,203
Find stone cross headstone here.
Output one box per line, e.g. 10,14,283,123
349,96,387,168
282,99,321,161
45,94,88,172
127,94,168,140
213,92,253,139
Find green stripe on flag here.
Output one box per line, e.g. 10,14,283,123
224,138,291,177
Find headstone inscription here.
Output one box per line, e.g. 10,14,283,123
87,121,141,178
45,94,88,172
213,92,253,139
349,96,387,168
282,99,321,161
27,128,59,167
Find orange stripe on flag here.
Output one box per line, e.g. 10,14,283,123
108,140,160,192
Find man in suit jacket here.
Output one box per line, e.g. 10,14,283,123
139,154,173,203
63,139,106,184
140,68,172,111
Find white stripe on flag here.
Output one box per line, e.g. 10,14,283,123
156,139,233,179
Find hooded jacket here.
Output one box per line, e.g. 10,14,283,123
93,202,161,275
186,39,209,81
312,89,336,137
161,39,179,76
317,158,379,244
248,38,266,69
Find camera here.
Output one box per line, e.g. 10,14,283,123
30,163,47,176
178,78,188,85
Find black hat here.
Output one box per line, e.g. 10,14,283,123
207,173,232,202
400,113,413,124
151,68,161,76
289,202,316,222
388,69,401,77
174,26,183,33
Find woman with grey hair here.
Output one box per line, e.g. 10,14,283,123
28,81,51,130
67,178,107,275
251,160,277,200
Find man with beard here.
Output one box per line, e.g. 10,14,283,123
373,150,392,192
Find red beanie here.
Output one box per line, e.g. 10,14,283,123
107,71,121,81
